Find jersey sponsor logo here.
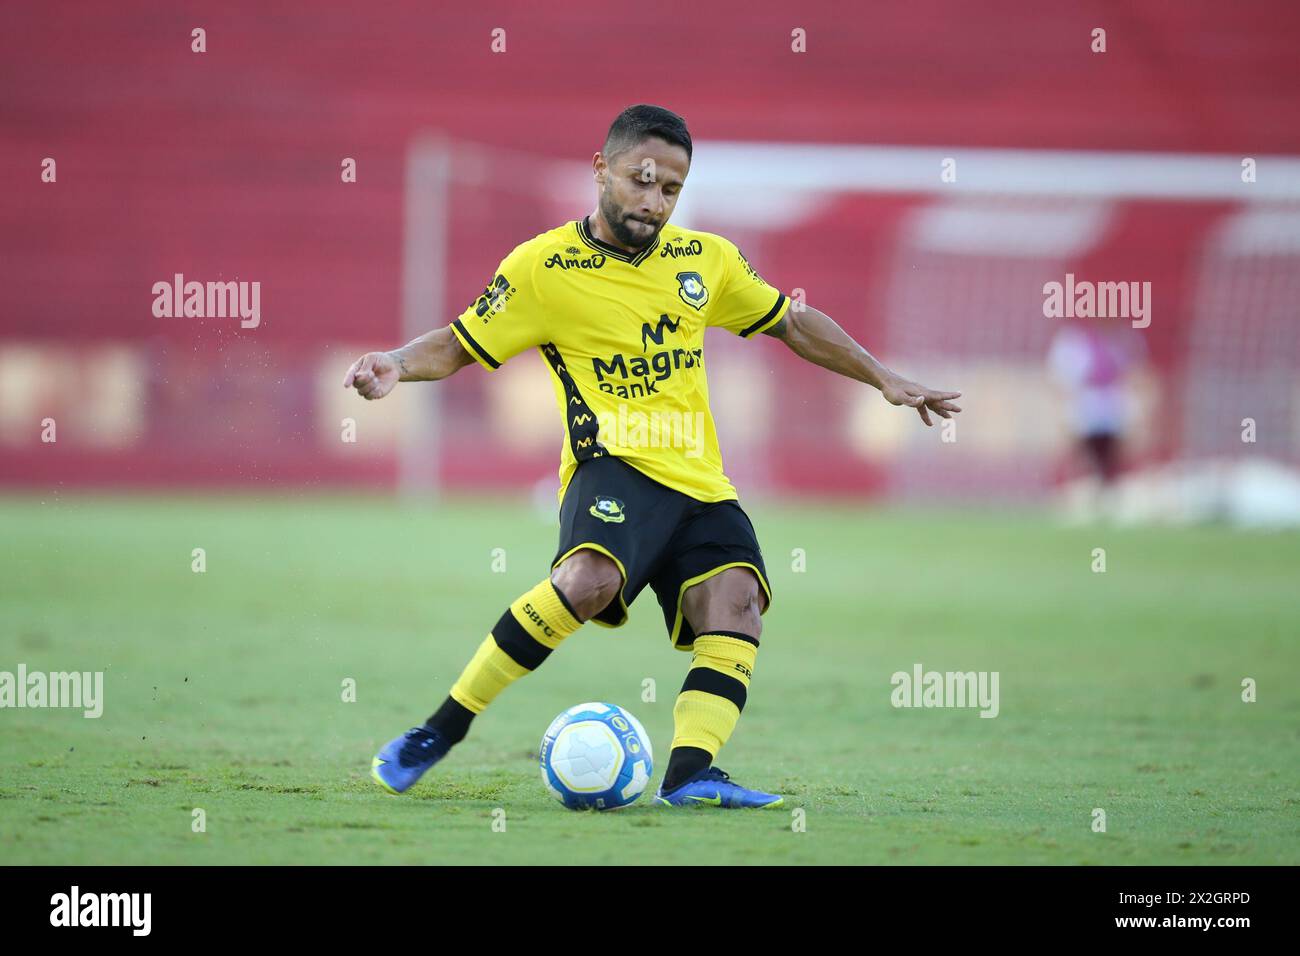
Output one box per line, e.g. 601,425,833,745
591,344,703,398
589,496,626,524
659,238,703,259
473,273,515,318
544,251,607,270
676,272,709,311
640,314,681,351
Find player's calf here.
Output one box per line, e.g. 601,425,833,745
655,627,782,808
371,575,586,794
659,567,767,793
660,630,760,790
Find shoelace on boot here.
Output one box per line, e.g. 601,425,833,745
398,727,444,767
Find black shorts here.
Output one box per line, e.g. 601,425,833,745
551,455,771,651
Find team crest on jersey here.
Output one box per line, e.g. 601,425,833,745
590,496,626,524
676,272,709,311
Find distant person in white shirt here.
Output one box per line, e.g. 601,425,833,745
1048,321,1146,517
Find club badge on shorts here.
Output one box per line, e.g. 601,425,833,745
590,496,626,523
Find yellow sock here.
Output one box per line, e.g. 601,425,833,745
450,579,581,714
670,633,758,756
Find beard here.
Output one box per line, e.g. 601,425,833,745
599,190,660,249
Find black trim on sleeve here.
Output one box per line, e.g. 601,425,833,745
452,318,501,369
739,293,787,338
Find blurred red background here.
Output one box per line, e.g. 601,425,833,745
2,1,1297,496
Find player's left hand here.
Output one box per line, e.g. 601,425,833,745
881,376,962,426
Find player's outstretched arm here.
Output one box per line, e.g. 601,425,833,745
763,305,962,426
342,325,476,400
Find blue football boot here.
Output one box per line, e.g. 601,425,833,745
370,724,451,794
654,766,784,808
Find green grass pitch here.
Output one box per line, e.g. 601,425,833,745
1,494,1297,865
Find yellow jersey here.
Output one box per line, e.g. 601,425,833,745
450,216,789,503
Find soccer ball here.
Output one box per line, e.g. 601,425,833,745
539,702,653,810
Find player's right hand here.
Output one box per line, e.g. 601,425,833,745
880,375,962,427
343,351,400,400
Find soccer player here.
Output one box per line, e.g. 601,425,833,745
346,104,961,808
1047,319,1147,521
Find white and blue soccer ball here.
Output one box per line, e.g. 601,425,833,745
539,702,653,811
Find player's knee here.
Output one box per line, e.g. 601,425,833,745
731,585,763,639
683,567,764,640
550,550,622,622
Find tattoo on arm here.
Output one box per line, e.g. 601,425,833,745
762,316,789,339
396,353,411,377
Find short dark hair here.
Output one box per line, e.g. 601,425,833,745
602,104,692,163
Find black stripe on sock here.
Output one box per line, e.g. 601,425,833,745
681,665,747,711
698,630,760,647
491,608,552,671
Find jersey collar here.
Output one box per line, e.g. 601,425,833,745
577,216,661,266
